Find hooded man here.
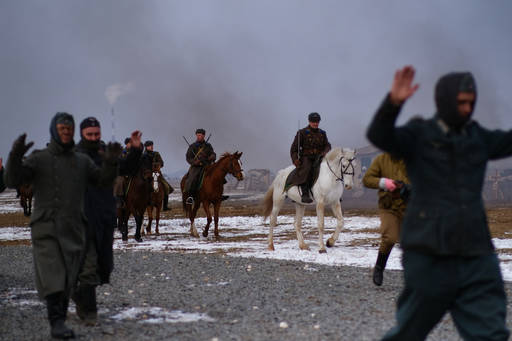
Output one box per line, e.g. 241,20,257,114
367,66,510,340
73,117,142,325
4,112,122,339
289,112,331,203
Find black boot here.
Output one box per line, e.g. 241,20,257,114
221,195,229,201
300,184,313,203
46,292,75,339
162,194,170,211
72,285,98,326
373,252,390,286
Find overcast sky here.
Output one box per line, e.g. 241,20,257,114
1,0,512,174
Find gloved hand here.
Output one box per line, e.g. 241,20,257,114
104,142,122,162
11,134,34,160
193,159,202,166
293,159,300,167
208,154,216,161
379,178,397,192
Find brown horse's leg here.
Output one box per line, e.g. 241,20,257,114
145,206,152,235
155,206,160,235
202,201,212,238
213,201,221,238
189,202,200,238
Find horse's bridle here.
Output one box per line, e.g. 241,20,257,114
225,158,243,179
326,156,355,183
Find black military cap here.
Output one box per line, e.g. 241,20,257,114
124,137,131,145
80,116,100,130
195,128,206,135
144,140,154,147
308,112,321,122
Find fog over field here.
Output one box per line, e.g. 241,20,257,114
1,1,512,172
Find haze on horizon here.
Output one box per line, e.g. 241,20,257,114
1,0,512,174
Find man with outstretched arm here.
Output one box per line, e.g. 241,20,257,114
367,66,510,340
4,113,121,339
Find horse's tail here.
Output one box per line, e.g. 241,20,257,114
261,185,274,220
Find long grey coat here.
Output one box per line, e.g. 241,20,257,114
4,139,117,298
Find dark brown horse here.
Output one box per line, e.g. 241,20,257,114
144,162,165,235
19,183,33,217
181,151,244,238
120,167,152,242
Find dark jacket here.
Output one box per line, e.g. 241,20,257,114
186,141,216,167
76,140,141,284
290,126,331,163
141,150,164,170
367,94,512,256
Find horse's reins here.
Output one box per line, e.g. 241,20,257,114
326,156,355,183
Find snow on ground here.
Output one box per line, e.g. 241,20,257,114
3,210,512,281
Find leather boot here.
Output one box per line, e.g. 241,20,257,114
300,184,313,203
162,194,170,211
73,285,98,326
372,252,390,286
221,195,229,201
46,292,75,339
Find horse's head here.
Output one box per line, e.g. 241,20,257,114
325,147,356,190
224,151,244,181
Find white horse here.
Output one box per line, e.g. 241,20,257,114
262,147,356,253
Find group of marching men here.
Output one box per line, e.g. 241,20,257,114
2,65,512,340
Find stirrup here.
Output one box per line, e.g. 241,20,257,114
186,197,194,205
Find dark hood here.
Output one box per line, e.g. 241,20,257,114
49,112,75,149
434,72,477,131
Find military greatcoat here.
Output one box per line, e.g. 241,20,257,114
288,126,331,186
4,139,117,298
184,141,216,195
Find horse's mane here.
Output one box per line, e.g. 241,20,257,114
204,152,235,175
324,147,342,162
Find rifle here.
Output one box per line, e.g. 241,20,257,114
182,136,191,147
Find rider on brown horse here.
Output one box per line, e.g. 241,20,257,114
289,112,331,203
141,140,173,210
184,128,223,205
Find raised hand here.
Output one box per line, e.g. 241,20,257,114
130,130,142,148
390,65,420,105
11,134,34,159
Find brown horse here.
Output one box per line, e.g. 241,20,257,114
181,151,244,238
120,167,152,242
19,184,33,217
144,162,165,235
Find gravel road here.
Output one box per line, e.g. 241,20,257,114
1,246,511,340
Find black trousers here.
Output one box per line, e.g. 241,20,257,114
382,251,509,341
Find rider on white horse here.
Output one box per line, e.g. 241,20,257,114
288,112,331,203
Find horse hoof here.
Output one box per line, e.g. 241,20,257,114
134,235,143,243
121,234,128,242
319,249,327,254
202,231,208,238
326,240,334,248
268,245,275,251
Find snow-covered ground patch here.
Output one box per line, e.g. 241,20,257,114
2,194,512,281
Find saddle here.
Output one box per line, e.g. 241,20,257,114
284,156,323,193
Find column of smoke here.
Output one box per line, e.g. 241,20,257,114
105,82,135,142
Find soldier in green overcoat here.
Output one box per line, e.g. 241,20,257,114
4,112,121,339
